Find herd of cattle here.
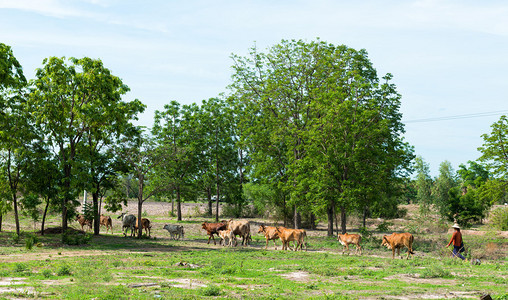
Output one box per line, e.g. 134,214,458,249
75,214,415,259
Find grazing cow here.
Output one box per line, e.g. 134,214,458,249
201,221,227,245
163,224,185,240
76,214,92,232
337,232,362,255
276,227,307,251
218,229,235,247
258,225,280,250
99,215,113,234
227,219,251,246
117,213,136,237
381,232,415,259
135,218,152,237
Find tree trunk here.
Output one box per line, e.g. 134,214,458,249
176,186,182,221
294,206,301,229
207,187,212,216
0,214,2,232
215,186,220,222
137,175,144,238
340,206,347,234
41,199,50,236
327,203,334,237
283,195,287,227
363,206,368,228
92,191,100,235
12,194,20,236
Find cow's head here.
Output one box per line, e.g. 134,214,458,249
163,224,169,231
201,222,207,229
258,225,265,233
117,212,126,219
381,236,392,249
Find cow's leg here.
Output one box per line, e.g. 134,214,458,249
265,238,269,250
273,239,277,250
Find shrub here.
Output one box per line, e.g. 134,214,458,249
63,231,92,245
57,264,72,276
10,232,20,244
489,207,508,230
25,234,38,250
14,263,29,275
200,285,221,296
377,221,392,232
420,265,452,278
41,269,53,278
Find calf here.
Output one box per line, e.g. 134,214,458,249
337,232,362,255
227,219,251,246
381,232,415,259
118,213,136,237
163,224,185,240
276,227,307,251
76,214,92,232
99,215,113,234
218,229,235,247
201,221,227,245
135,218,152,237
258,225,280,250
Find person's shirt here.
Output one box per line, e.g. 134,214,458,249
447,230,462,247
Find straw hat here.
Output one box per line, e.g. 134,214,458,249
452,223,460,229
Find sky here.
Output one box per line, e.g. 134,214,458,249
1,0,508,176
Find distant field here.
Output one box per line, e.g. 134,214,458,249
0,202,506,299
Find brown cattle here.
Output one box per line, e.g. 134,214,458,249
227,219,251,246
135,218,152,237
76,214,92,231
99,215,113,234
201,221,227,245
337,232,362,255
381,232,415,259
276,227,307,251
258,225,280,250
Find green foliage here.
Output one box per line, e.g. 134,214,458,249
200,284,221,296
376,221,392,232
447,187,490,227
24,234,38,250
9,232,20,244
62,231,92,245
420,265,452,278
56,264,72,276
489,207,508,230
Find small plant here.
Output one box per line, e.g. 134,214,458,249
57,264,72,276
10,232,21,244
200,285,221,296
25,234,39,250
63,231,92,245
14,263,29,275
41,269,53,278
359,226,372,240
420,265,452,278
377,221,392,232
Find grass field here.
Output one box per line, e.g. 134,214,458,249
0,202,506,299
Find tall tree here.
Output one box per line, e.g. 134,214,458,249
152,101,202,221
231,40,412,233
118,131,170,238
433,161,457,218
28,57,142,235
414,156,434,215
0,43,29,235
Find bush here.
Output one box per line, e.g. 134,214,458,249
489,207,508,230
420,265,452,278
63,231,92,245
57,264,72,276
377,221,392,232
25,234,39,250
200,285,221,296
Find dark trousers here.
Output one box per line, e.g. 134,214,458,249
453,245,465,260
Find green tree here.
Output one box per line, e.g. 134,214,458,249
433,160,457,218
231,40,412,233
0,43,30,235
152,101,202,221
414,156,434,215
118,131,170,238
198,98,239,221
29,56,142,236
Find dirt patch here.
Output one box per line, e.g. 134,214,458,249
280,271,311,282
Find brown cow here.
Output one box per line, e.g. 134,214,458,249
276,227,307,251
135,218,152,237
337,232,362,255
201,221,227,245
76,214,92,231
381,232,415,259
258,225,280,250
227,219,251,246
100,215,113,234
218,229,235,247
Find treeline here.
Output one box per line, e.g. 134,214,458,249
1,40,506,239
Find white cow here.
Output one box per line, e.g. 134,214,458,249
163,224,185,240
117,213,136,237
